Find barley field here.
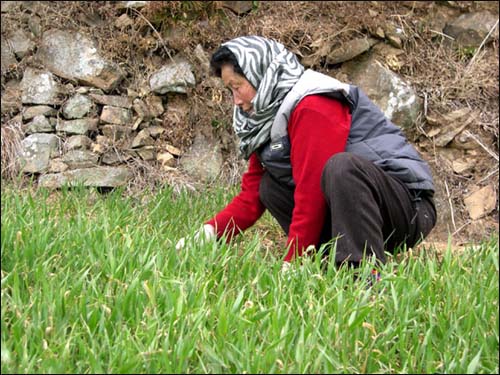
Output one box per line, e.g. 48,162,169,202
1,186,498,374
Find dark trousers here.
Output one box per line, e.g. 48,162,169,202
259,152,436,265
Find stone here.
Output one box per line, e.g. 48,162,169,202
221,1,254,15
145,95,164,117
464,185,497,220
5,29,35,59
19,133,61,173
89,93,133,109
24,115,54,134
56,118,98,135
62,150,99,169
100,106,132,125
341,55,421,129
165,144,182,156
135,146,156,161
1,80,22,115
426,109,476,147
451,158,475,174
48,158,68,173
101,151,130,165
326,37,378,65
101,125,133,141
38,166,132,188
115,14,134,29
22,105,57,120
149,59,196,94
28,15,42,37
65,135,92,150
444,11,499,48
1,36,17,74
147,126,165,138
21,68,61,105
62,94,93,119
157,152,176,168
131,129,154,148
38,29,124,92
179,132,223,182
132,99,152,121
119,1,148,9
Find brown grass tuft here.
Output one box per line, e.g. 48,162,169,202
1,117,23,181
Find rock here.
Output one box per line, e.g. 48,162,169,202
450,131,481,150
115,14,134,29
101,150,131,165
101,125,133,141
38,166,132,188
56,118,98,135
100,106,132,125
443,11,499,48
326,37,378,65
89,93,133,109
382,23,407,49
22,105,57,120
62,150,99,169
451,158,475,174
451,158,477,174
131,129,154,148
1,80,22,115
464,185,497,220
20,68,62,105
48,158,68,173
62,94,93,119
91,143,106,155
179,132,223,182
221,1,254,15
1,36,17,74
341,55,421,129
24,115,54,134
132,99,152,121
165,144,182,156
119,1,148,9
28,15,42,37
149,59,196,94
426,109,475,147
157,152,176,168
145,95,164,117
5,29,35,59
147,126,165,138
38,29,124,92
65,135,92,150
135,146,156,161
19,133,61,173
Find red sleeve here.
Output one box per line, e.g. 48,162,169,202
206,153,266,241
283,95,351,262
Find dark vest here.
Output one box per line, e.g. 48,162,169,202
256,70,435,194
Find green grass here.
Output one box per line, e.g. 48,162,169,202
1,185,499,374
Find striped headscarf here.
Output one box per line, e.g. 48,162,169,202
222,36,304,159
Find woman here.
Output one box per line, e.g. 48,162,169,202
177,35,436,269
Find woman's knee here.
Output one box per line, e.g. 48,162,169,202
321,153,361,191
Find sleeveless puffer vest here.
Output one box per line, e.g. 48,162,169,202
256,70,435,193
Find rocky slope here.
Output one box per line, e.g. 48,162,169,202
1,1,498,247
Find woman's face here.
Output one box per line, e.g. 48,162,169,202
221,64,256,114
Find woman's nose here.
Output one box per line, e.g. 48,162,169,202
233,94,243,106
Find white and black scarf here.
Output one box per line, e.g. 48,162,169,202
222,36,304,159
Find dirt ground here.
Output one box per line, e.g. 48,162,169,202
1,1,499,249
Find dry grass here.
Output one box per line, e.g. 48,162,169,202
1,116,23,181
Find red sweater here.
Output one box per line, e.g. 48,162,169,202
206,95,351,262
